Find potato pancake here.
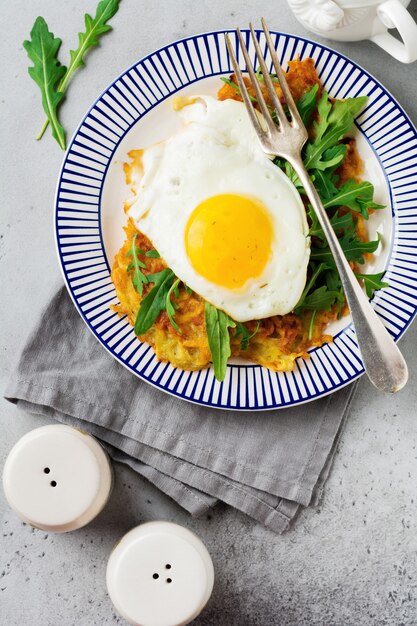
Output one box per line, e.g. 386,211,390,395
111,58,366,373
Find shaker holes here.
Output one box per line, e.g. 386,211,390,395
43,467,50,474
153,565,173,582
50,481,57,487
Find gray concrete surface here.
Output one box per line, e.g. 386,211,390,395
1,1,417,624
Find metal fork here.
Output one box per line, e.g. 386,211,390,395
225,20,408,393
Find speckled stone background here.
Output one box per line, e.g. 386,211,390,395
1,1,417,624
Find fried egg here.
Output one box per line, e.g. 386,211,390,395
127,96,310,322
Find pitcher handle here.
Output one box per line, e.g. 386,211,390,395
371,0,417,63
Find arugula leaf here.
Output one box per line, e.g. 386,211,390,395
297,285,343,312
220,76,257,102
220,76,240,94
329,212,356,233
274,158,307,193
308,310,317,340
146,249,160,258
166,278,181,332
255,67,263,81
355,271,389,299
127,234,148,295
235,321,261,350
314,90,332,143
205,303,236,381
37,0,121,142
23,17,67,150
314,144,347,172
296,261,345,318
306,204,322,243
134,269,175,336
323,179,385,218
308,207,354,241
63,0,120,87
296,262,330,310
325,269,345,316
311,232,381,266
312,169,339,200
284,161,304,191
304,93,367,170
296,83,319,127
325,269,340,292
255,67,279,83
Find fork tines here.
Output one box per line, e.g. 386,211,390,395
225,19,304,134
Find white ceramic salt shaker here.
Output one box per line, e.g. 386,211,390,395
2,424,113,532
106,521,214,626
287,0,417,63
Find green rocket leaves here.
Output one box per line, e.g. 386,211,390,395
24,0,121,149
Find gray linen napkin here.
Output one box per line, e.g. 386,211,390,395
5,287,358,533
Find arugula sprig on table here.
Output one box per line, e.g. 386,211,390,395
24,0,121,149
23,18,67,150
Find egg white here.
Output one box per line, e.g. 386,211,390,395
127,96,310,322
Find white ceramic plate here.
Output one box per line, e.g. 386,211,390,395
55,30,417,410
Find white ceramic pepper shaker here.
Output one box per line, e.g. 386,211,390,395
106,521,215,626
2,424,113,532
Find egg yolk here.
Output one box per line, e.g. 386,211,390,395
185,194,273,289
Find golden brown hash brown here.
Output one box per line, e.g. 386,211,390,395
111,58,366,373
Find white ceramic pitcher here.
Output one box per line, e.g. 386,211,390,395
287,0,417,62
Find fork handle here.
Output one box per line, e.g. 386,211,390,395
290,158,408,393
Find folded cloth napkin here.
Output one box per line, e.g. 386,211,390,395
5,287,358,533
